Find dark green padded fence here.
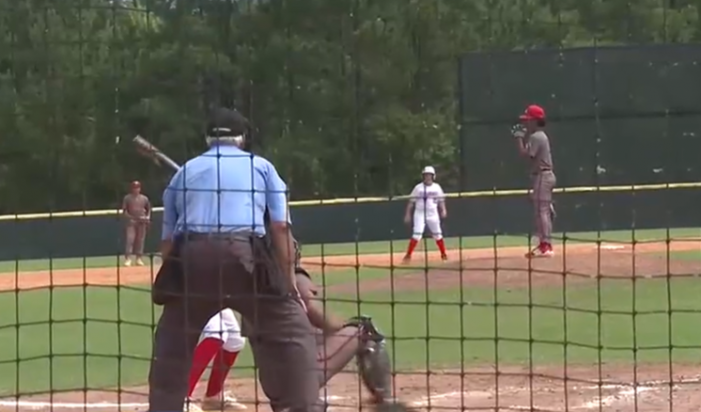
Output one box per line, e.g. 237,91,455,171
459,45,701,191
2,186,699,260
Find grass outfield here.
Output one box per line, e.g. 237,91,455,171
1,275,701,394
667,250,701,260
0,227,698,274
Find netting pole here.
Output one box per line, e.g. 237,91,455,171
79,0,89,390
591,37,606,412
661,0,674,401
455,52,467,412
9,1,20,409
350,0,365,407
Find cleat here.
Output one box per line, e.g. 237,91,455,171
201,392,248,411
525,245,554,259
184,398,204,412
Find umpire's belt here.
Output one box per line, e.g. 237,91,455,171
181,232,283,294
180,232,255,242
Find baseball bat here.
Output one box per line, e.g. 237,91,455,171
132,135,181,171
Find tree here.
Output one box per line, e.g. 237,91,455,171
0,0,698,211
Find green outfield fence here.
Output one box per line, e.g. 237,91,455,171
2,0,701,411
3,180,701,220
2,181,701,261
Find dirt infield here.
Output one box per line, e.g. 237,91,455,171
3,241,701,411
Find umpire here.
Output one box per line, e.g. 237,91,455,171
147,108,319,412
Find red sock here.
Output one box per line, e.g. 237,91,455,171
436,238,447,255
187,337,223,398
205,349,240,397
405,238,419,257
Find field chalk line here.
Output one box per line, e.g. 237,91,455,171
0,393,462,410
0,401,147,409
576,376,701,409
0,396,349,410
6,379,701,410
409,378,701,411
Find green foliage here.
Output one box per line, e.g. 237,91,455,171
0,0,698,212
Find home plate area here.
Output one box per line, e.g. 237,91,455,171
5,365,701,412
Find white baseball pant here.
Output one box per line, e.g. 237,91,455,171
200,308,247,352
412,214,443,240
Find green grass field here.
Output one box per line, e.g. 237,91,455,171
0,227,699,395
667,250,701,260
0,227,698,274
2,278,701,395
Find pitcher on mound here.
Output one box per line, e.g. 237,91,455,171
402,166,448,263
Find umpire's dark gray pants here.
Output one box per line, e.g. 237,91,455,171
147,236,319,412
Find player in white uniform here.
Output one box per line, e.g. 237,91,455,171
402,166,449,262
184,309,247,412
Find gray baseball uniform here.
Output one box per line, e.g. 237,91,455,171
527,131,556,244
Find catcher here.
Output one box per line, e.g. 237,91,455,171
242,242,402,411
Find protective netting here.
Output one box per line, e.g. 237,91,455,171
1,0,701,412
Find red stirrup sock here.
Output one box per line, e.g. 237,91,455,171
405,238,419,257
436,238,447,255
187,337,223,397
205,350,240,397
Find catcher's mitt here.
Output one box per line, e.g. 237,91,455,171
345,316,415,412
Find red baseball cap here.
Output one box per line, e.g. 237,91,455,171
519,104,546,121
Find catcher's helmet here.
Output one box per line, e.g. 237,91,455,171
205,107,250,147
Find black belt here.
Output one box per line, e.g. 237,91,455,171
180,232,256,242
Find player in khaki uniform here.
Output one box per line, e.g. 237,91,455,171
122,180,151,266
512,104,556,258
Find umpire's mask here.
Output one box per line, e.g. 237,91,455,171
205,107,250,148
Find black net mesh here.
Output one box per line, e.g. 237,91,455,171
0,0,700,412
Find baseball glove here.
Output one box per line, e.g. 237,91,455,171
510,123,526,139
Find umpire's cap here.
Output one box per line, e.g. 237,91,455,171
205,107,250,146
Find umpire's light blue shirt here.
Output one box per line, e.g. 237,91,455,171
161,145,290,239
